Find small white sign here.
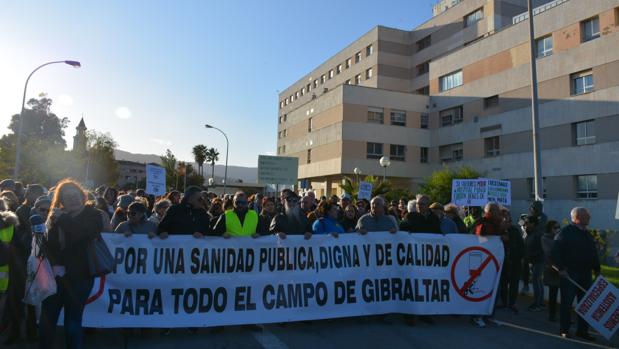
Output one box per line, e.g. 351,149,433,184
575,276,619,340
258,155,298,185
146,164,166,196
358,181,373,201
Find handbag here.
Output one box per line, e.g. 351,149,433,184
23,255,57,305
87,235,114,277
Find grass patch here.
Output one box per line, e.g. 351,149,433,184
601,264,619,287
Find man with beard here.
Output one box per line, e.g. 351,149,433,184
270,191,312,239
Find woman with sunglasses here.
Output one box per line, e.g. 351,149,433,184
114,202,158,238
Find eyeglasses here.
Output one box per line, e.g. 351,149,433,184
235,200,248,205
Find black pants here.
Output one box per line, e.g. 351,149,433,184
521,259,530,287
500,259,521,307
548,285,559,318
559,271,592,334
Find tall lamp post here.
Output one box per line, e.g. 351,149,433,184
379,156,391,183
527,0,544,201
353,167,361,184
14,60,81,179
205,124,229,195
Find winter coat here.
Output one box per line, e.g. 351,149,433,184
541,232,560,287
525,229,544,264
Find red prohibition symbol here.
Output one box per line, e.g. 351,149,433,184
450,246,500,302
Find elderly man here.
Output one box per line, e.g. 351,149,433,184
300,194,315,216
356,196,398,234
430,203,458,234
212,191,261,237
270,191,312,239
399,194,441,234
552,207,599,341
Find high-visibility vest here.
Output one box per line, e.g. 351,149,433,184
225,210,258,237
0,225,13,292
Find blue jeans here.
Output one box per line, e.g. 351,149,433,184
39,276,94,349
559,271,592,334
531,261,545,306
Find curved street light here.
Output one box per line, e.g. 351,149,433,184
379,156,391,183
14,60,82,179
205,124,229,195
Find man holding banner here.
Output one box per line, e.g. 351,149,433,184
552,207,600,341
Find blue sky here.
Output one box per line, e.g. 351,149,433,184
0,0,435,167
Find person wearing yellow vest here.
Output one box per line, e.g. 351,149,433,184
0,198,19,345
212,191,262,237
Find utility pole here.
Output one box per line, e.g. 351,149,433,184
527,0,543,201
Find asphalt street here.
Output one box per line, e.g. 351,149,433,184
4,297,618,349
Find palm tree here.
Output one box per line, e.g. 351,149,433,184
192,144,208,176
205,147,220,181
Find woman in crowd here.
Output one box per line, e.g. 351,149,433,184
340,204,358,232
40,179,103,349
499,208,525,314
1,191,19,212
444,204,468,234
257,197,276,235
165,190,181,206
110,194,134,230
208,198,224,229
115,202,158,238
523,215,544,312
542,220,561,321
312,201,345,237
102,187,118,216
148,199,171,225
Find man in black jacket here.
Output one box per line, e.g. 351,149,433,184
399,194,441,234
158,186,212,239
270,191,311,239
551,207,600,341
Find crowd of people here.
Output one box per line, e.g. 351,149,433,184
0,177,603,348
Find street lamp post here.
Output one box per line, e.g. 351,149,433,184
527,0,544,201
353,167,361,186
205,124,229,195
14,60,81,179
379,156,391,183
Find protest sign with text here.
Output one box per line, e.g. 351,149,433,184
451,178,511,206
576,276,619,340
81,233,503,328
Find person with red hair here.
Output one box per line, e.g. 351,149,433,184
39,179,103,349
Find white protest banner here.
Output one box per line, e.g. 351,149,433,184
146,164,166,196
358,181,373,201
80,233,503,328
486,179,511,206
451,179,488,206
258,155,298,185
575,276,619,340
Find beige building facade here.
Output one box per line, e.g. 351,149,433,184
277,0,619,229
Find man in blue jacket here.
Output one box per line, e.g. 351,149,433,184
551,207,600,342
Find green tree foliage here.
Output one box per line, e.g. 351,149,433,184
160,149,177,190
205,147,219,180
83,131,119,187
419,166,482,204
192,144,208,176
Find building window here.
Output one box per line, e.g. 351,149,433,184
355,74,362,85
346,58,352,68
301,88,305,96
536,35,553,58
281,145,285,154
576,175,598,199
464,8,483,28
285,98,289,105
277,131,281,139
307,83,311,92
313,79,318,88
439,106,463,127
581,16,600,42
329,70,334,79
439,70,463,91
355,52,361,63
282,129,287,138
484,136,500,157
366,44,373,57
571,70,594,95
420,147,428,163
390,144,406,161
336,64,342,74
483,95,499,109
439,143,463,162
367,142,383,159
420,113,429,129
307,149,312,164
573,120,596,145
365,68,373,79
279,101,284,109
295,92,300,98
283,114,287,122
417,35,431,51
345,79,352,85
390,110,406,126
308,117,313,133
417,86,430,95
367,107,384,124
321,75,326,84
417,61,430,75
527,177,547,199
